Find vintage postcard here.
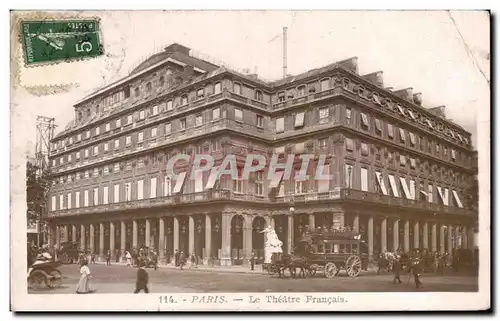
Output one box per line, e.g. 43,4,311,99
10,10,490,311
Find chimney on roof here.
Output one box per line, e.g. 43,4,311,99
337,57,359,74
428,105,446,118
393,88,414,103
164,43,191,56
413,93,423,106
362,71,384,87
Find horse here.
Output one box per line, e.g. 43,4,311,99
376,252,396,273
270,253,309,279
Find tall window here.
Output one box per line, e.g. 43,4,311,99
255,90,263,101
181,95,188,105
195,115,203,127
152,105,158,115
320,78,330,91
276,117,284,133
165,123,171,135
361,168,368,192
180,118,187,130
164,176,172,196
294,112,305,128
139,110,145,120
137,180,144,200
114,139,120,149
256,115,264,128
103,186,109,205
319,107,329,123
125,182,132,201
297,85,306,97
212,108,220,120
114,184,119,203
93,188,98,206
235,108,243,122
95,126,100,136
116,118,121,128
346,108,352,125
166,100,173,110
255,171,264,195
214,82,222,94
127,114,133,124
138,132,144,143
233,82,241,95
150,177,157,198
151,127,157,137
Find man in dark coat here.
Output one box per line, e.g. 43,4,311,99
250,251,256,271
133,260,149,293
392,256,402,284
174,249,180,267
412,258,423,289
106,250,111,266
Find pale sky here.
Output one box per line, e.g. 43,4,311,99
14,10,490,156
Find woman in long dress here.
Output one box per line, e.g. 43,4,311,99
126,251,132,267
76,260,92,294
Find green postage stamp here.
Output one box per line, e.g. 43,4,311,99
20,19,104,66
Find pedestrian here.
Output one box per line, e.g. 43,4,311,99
133,260,149,294
125,251,132,267
190,253,197,269
90,252,96,264
250,251,256,271
392,255,402,284
76,259,93,294
106,250,111,266
174,249,179,267
115,249,120,263
412,258,423,289
179,251,185,270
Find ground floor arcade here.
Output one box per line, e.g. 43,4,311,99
46,203,477,266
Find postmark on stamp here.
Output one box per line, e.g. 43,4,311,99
20,19,104,66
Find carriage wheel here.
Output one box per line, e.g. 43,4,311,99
324,262,337,279
29,271,47,290
346,255,362,277
48,270,62,288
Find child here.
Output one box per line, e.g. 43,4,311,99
134,260,149,294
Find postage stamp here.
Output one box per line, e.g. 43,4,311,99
9,10,490,312
20,19,104,66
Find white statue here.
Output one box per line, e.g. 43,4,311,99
260,226,283,264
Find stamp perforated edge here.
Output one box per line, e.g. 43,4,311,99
12,12,105,69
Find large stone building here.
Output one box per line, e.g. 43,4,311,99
45,43,478,265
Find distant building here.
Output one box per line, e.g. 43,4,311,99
45,43,478,264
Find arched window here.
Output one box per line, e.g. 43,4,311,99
214,82,222,94
297,85,306,97
181,95,188,105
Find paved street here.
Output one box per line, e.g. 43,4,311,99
28,263,478,294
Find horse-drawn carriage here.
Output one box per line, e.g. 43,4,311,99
266,230,369,278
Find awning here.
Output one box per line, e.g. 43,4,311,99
361,113,369,126
399,128,406,142
295,112,305,127
452,190,464,208
172,172,187,194
269,171,285,189
396,104,405,115
194,170,204,193
388,175,399,197
409,132,416,146
205,166,220,190
437,186,449,206
375,172,388,195
399,177,411,199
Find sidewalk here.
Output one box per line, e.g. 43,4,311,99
92,260,267,274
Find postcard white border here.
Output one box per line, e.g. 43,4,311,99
8,4,492,313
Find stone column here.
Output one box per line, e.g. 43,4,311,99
55,225,61,248
381,217,387,253
120,221,126,260
132,220,138,249
173,216,179,252
204,214,212,265
270,215,275,230
431,223,437,252
72,225,77,242
439,225,446,253
221,214,231,266
145,219,151,248
403,220,410,252
393,220,399,252
353,214,360,233
110,222,115,253
287,215,294,254
159,217,165,262
462,226,468,249
188,216,195,255
243,215,252,266
99,223,104,257
47,224,55,247
414,221,420,249
89,224,95,254
64,226,69,242
423,222,429,250
367,216,374,260
447,224,453,253
308,214,315,231
80,225,85,251
455,226,462,249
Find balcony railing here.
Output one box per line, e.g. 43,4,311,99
47,188,477,218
